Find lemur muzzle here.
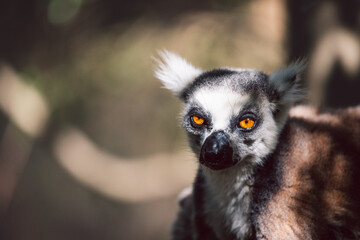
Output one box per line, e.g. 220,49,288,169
200,131,236,170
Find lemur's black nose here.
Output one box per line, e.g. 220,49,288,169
200,131,235,170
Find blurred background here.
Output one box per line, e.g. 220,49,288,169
0,0,359,239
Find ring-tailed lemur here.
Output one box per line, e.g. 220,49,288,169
154,51,360,240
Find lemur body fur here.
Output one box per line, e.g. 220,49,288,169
154,51,360,240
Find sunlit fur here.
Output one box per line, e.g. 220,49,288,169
154,51,360,240
154,50,202,96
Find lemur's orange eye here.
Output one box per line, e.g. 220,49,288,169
192,116,204,125
239,118,255,129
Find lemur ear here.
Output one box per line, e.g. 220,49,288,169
154,50,202,97
269,60,307,106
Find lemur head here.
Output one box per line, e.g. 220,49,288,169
155,51,305,171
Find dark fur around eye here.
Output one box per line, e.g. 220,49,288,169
231,112,260,132
190,115,206,128
187,108,211,129
238,114,257,131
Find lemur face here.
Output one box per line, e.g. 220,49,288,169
181,70,279,170
154,51,305,171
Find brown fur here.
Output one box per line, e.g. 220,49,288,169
254,105,360,239
173,106,360,240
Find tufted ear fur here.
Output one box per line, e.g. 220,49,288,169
269,60,307,107
153,50,202,97
269,60,307,125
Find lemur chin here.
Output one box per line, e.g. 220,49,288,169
154,50,360,240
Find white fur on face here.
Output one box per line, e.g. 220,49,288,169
154,50,202,95
192,87,250,132
188,85,279,166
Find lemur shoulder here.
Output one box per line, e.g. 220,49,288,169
154,51,360,240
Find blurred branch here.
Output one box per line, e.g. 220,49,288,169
308,26,360,105
53,127,196,203
287,0,360,107
0,64,49,138
0,64,50,214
